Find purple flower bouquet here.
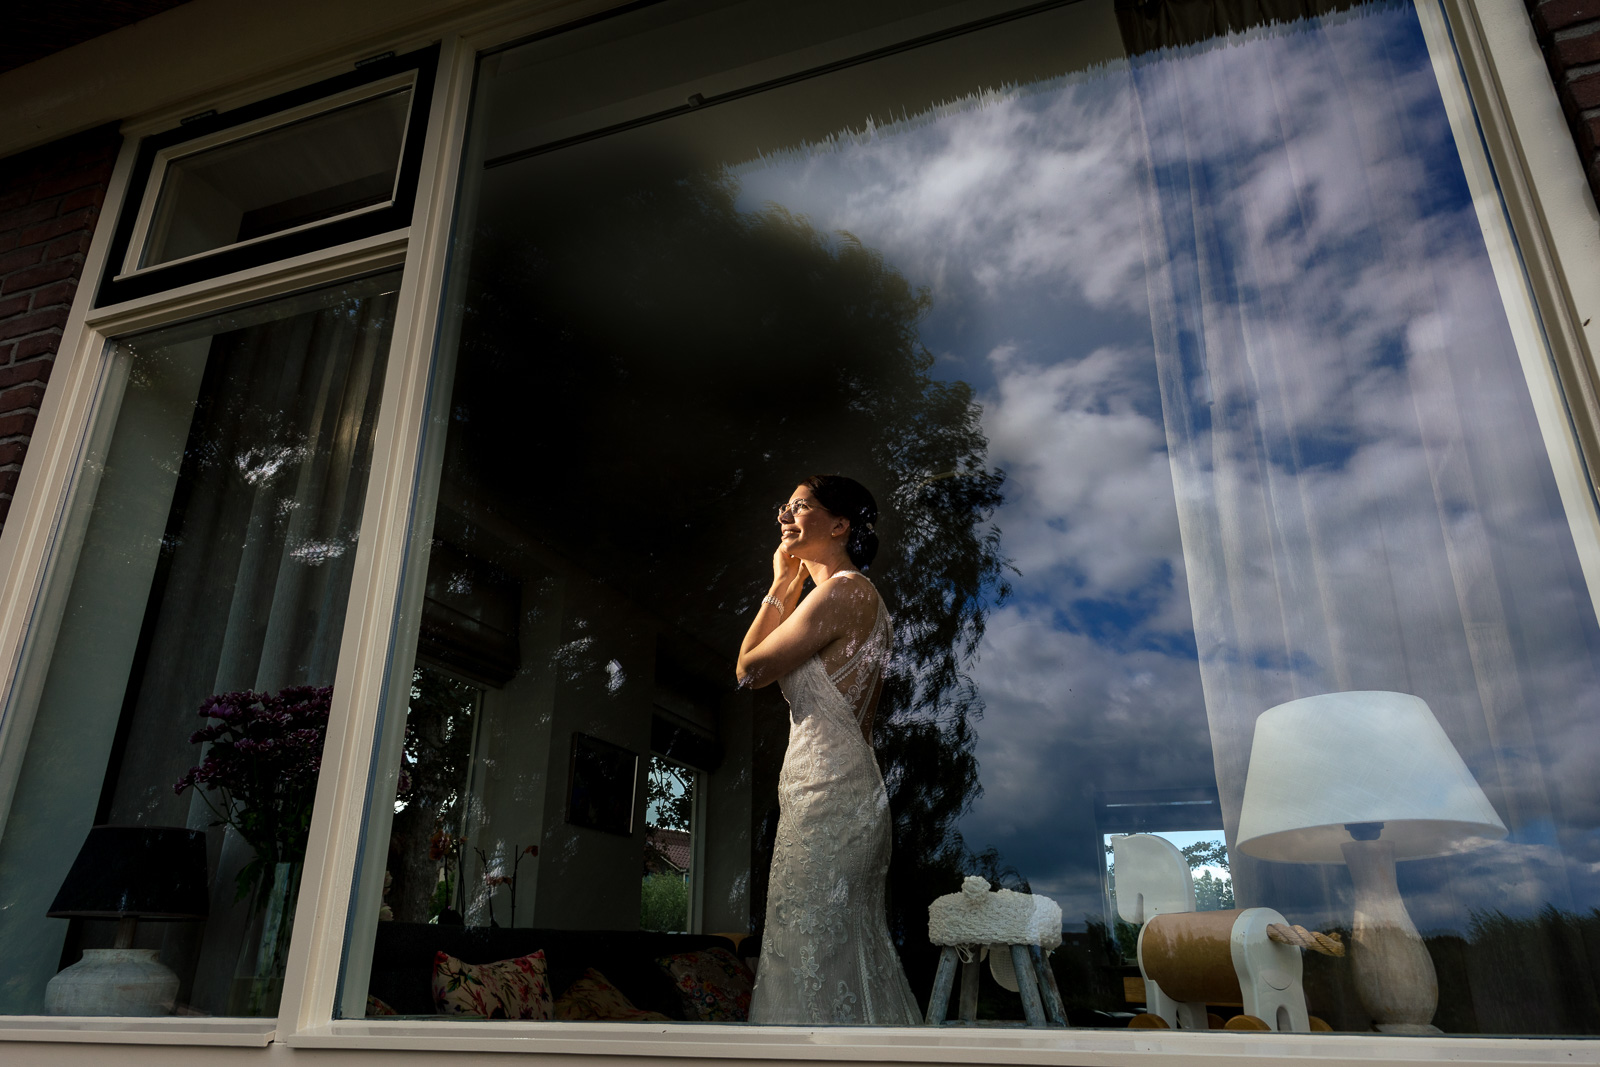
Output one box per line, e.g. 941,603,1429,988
175,684,331,902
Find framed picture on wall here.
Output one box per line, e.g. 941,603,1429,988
566,732,639,836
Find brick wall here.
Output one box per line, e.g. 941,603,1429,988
0,125,120,532
1529,0,1600,204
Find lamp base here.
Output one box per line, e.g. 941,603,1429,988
1342,839,1438,1032
45,948,178,1016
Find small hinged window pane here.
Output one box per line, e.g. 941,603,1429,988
135,86,413,271
95,46,436,307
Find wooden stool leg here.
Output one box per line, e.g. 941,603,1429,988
958,950,980,1022
1030,944,1068,1027
925,946,959,1025
1011,944,1047,1027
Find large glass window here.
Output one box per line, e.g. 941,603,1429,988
339,0,1600,1035
0,274,398,1017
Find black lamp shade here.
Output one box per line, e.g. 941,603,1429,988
46,826,209,920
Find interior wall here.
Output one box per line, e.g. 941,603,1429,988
529,574,655,930
466,563,564,926
700,686,752,934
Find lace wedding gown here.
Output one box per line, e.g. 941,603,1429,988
748,573,922,1025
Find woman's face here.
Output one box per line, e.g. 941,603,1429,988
777,484,842,561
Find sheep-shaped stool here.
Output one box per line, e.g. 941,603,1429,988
925,876,1068,1027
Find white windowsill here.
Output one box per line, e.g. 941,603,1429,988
289,1020,1600,1066
0,1016,275,1045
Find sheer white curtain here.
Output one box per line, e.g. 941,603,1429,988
106,289,395,1012
0,278,395,1014
1128,1,1600,929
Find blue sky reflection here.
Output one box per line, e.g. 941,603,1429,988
733,0,1600,933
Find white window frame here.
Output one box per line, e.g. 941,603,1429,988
0,0,1597,1063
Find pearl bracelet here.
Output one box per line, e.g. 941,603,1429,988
761,595,785,614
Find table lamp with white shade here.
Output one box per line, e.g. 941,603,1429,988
1235,691,1506,1033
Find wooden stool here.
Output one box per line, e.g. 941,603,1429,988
924,943,1068,1027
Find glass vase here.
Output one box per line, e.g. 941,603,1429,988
229,860,302,1017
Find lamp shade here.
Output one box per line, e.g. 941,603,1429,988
1235,692,1506,863
46,826,209,920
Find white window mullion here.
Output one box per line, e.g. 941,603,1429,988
276,32,479,1037
1421,0,1600,612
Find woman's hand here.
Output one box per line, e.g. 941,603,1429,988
772,542,804,589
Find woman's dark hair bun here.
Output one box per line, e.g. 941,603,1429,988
802,474,881,570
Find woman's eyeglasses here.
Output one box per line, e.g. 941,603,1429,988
777,500,822,521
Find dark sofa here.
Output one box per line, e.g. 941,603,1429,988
366,922,753,1018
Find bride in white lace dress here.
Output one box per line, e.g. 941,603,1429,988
735,475,922,1025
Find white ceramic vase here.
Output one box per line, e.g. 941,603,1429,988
45,948,178,1016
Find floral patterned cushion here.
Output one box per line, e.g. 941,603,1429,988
554,967,671,1022
431,949,553,1020
365,994,398,1016
655,947,754,1022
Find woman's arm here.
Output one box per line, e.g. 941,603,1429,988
735,546,809,689
735,554,873,688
